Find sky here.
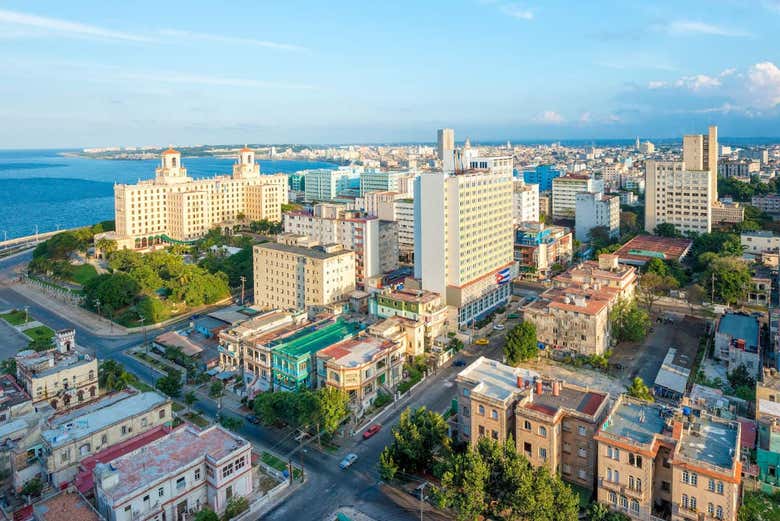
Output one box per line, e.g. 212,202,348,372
1,0,780,148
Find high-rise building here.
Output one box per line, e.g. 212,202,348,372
303,168,351,201
524,164,562,191
575,192,620,242
513,180,540,225
359,170,413,196
683,125,719,199
414,164,514,326
437,128,455,161
111,148,287,247
551,175,603,220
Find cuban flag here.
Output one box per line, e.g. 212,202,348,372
495,267,511,285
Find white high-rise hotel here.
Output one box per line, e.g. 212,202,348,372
414,153,515,326
112,147,287,247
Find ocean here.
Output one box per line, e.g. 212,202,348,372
0,149,336,240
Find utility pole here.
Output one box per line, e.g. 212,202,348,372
419,482,426,521
711,271,715,303
239,276,246,305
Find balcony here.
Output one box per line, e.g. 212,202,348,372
672,504,703,521
598,478,647,501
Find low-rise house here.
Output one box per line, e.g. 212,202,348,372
371,287,448,353
514,222,573,279
613,235,693,268
94,425,252,521
715,313,761,379
0,373,32,422
552,254,637,301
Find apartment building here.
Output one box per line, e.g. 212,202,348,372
0,374,32,422
714,313,761,379
253,234,356,311
552,175,603,220
741,230,780,255
683,126,719,199
359,170,412,195
111,148,287,247
575,191,620,242
751,194,780,214
217,310,304,374
437,128,455,161
553,254,637,301
303,168,350,201
94,425,252,521
523,164,562,191
373,287,447,346
718,159,760,179
15,330,98,411
594,396,741,521
711,201,744,226
316,335,405,411
454,356,539,445
513,180,540,225
514,379,610,490
514,223,573,279
414,166,514,326
283,204,399,286
756,368,780,489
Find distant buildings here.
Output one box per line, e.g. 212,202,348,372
111,148,287,247
513,180,540,224
303,168,351,202
552,175,603,220
719,159,760,179
414,164,514,326
741,230,780,255
359,170,413,196
575,191,620,242
751,194,780,215
523,164,561,191
437,128,455,161
253,234,356,311
715,313,761,379
514,223,573,279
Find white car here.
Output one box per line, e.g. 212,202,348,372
493,323,505,331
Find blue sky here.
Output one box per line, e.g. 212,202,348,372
1,0,780,147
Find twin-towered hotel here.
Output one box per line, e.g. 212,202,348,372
110,147,287,249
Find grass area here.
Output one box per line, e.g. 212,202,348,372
70,264,98,285
172,402,185,412
0,309,30,326
132,351,172,373
261,451,302,480
24,325,55,342
182,412,210,428
131,381,155,393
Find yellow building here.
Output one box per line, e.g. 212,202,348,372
253,234,356,311
112,147,287,247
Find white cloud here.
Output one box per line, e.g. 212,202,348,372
0,8,152,42
674,74,721,91
480,1,534,20
666,20,750,37
118,70,314,90
158,29,307,52
746,62,780,108
537,111,564,124
579,112,592,123
648,81,668,89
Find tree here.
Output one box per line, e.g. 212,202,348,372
99,359,136,391
378,447,399,481
316,387,350,434
620,211,639,234
727,363,756,389
209,380,225,400
504,322,538,365
95,238,118,258
382,407,450,475
220,416,243,431
28,336,54,352
687,284,706,307
222,496,249,520
627,377,654,401
156,372,182,398
654,223,679,237
700,255,751,305
193,509,219,521
21,477,43,498
136,296,171,323
184,391,197,412
588,226,613,250
638,271,678,313
83,273,140,315
437,447,490,521
1,358,16,376
611,299,651,342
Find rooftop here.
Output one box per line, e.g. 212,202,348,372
255,239,350,259
457,356,540,404
317,336,398,368
154,330,203,356
0,373,31,411
32,491,101,521
614,235,693,266
677,415,739,470
600,399,668,446
378,288,441,305
16,349,94,379
653,348,692,395
43,392,168,448
717,313,760,351
526,285,616,316
97,425,249,502
206,305,262,325
271,318,364,359
522,382,607,419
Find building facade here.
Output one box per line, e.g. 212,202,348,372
437,128,455,161
575,192,620,242
644,161,713,235
303,168,350,202
523,164,561,192
552,175,603,220
514,223,573,279
513,180,540,225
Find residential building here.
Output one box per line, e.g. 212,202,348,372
26,490,103,521
539,193,551,217
253,234,356,311
513,180,540,224
15,330,98,411
455,356,539,445
363,190,402,217
718,159,760,178
683,125,719,199
303,168,350,202
316,335,405,412
283,204,399,286
523,164,562,191
40,390,171,487
715,313,761,379
639,141,656,154
575,191,620,242
552,254,637,301
756,368,780,490
594,396,741,521
552,175,602,220
395,198,415,262
110,148,287,247
359,170,411,195
751,194,780,214
94,425,252,521
371,287,448,350
741,148,769,164
644,160,713,235
0,374,32,422
514,378,610,490
414,167,514,326
514,222,573,279
217,310,304,374
437,128,455,161
741,230,780,255
711,201,744,225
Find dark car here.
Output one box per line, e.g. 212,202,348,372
245,414,260,425
362,424,381,439
452,359,467,367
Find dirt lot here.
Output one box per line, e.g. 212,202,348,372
609,314,706,387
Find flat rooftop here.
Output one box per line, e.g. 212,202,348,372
614,235,693,265
43,392,168,448
271,318,363,359
717,313,760,350
678,415,739,470
318,336,396,368
255,240,349,259
16,350,94,378
524,383,607,418
0,373,31,411
32,491,101,521
206,305,261,325
99,425,249,501
601,400,668,445
527,285,616,316
457,357,539,404
380,288,441,305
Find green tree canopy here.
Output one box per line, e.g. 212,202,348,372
504,322,538,365
638,271,678,313
83,273,140,315
193,509,219,521
626,377,654,401
654,223,679,237
381,407,450,476
610,299,651,342
701,256,751,305
156,372,182,398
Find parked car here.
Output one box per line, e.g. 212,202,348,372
339,453,358,469
362,424,381,439
507,313,520,319
493,323,505,331
452,359,467,367
245,414,260,425
474,338,489,346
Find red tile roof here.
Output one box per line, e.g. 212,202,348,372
738,417,757,450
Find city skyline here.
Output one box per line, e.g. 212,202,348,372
1,1,780,147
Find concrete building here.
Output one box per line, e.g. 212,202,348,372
15,330,99,411
751,194,780,214
372,287,448,350
715,313,761,379
639,141,656,154
94,425,251,521
303,168,350,202
756,368,780,490
111,148,287,247
359,170,411,195
575,192,620,242
523,164,562,191
437,128,455,161
683,125,719,199
711,201,744,226
283,204,399,286
594,396,741,521
742,230,780,255
0,374,32,422
316,335,405,412
552,175,603,220
718,159,760,178
253,234,356,311
414,167,514,326
513,180,540,224
514,223,573,279
41,391,171,487
644,160,713,235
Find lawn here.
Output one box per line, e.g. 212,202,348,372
70,264,98,285
182,412,210,428
261,451,302,480
0,309,30,326
24,325,55,342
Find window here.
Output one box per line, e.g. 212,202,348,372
206,466,214,478
613,447,620,461
606,446,613,459
176,477,185,490
708,503,714,515
539,448,547,460
708,478,715,491
491,409,498,420
524,420,531,431
478,425,485,436
578,425,587,436
636,478,642,492
682,494,689,509
194,468,201,481
630,499,639,513
609,491,617,505
578,447,587,458
235,456,246,470
628,453,643,468
716,506,723,519
539,426,547,437
141,417,148,428
159,408,166,419
716,481,724,494
158,487,164,497
462,388,470,397
620,496,628,509
661,481,671,492
523,442,532,454
690,496,697,510
690,472,698,486
222,462,234,479
578,469,587,480
121,425,128,435
607,468,613,482
124,506,131,513
492,430,499,440
629,476,634,490
682,470,690,484
101,434,108,445
478,404,485,416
